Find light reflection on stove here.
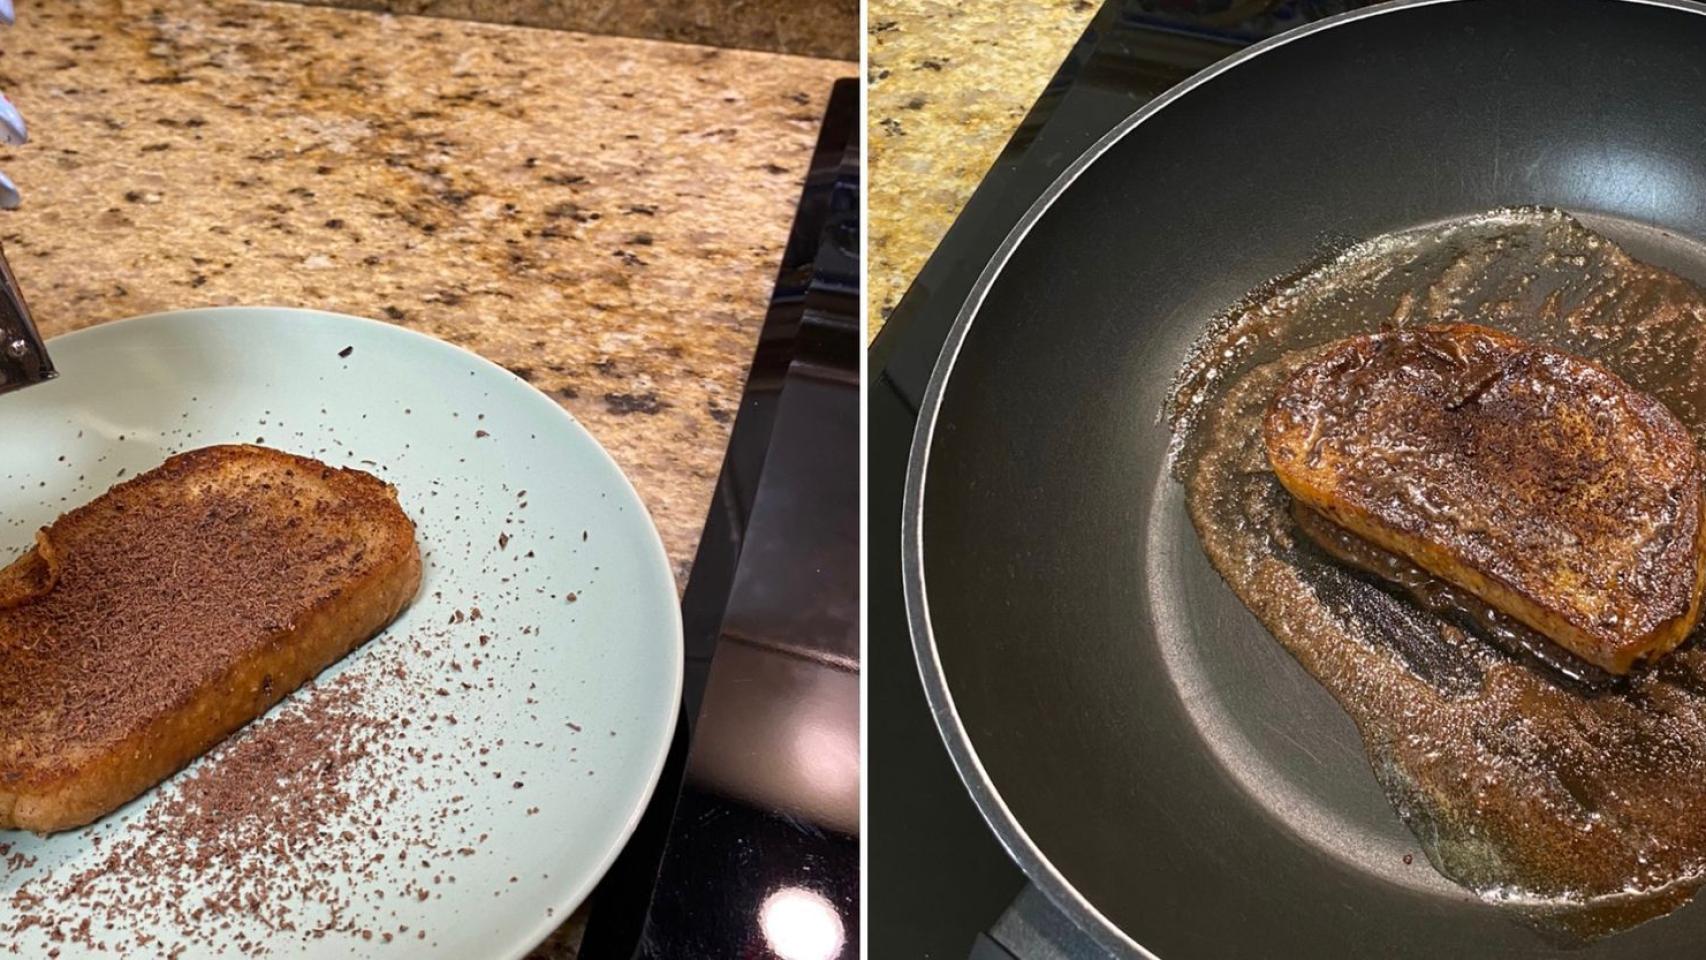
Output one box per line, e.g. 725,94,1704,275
759,886,844,960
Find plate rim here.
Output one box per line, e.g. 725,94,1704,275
30,305,685,959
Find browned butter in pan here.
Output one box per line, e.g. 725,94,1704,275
1169,207,1706,936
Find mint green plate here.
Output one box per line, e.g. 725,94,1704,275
0,308,683,958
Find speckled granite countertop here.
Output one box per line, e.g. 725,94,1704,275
867,0,1096,340
295,0,859,61
0,1,846,955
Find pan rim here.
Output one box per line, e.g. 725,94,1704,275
897,0,1706,955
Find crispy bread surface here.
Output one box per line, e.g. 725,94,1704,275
1265,324,1706,674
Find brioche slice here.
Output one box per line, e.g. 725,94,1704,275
0,444,420,833
1264,323,1706,675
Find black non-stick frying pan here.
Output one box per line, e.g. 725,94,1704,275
902,0,1706,956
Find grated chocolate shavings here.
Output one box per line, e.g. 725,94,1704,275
0,450,399,761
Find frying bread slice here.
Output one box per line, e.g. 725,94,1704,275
1264,323,1706,675
0,444,420,833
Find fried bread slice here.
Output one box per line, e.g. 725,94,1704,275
0,444,420,833
1264,323,1706,674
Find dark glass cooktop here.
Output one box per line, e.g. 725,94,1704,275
870,2,1378,956
578,76,860,959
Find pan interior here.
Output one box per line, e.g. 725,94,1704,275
913,1,1706,957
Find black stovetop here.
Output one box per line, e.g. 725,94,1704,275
579,77,860,959
870,2,1377,956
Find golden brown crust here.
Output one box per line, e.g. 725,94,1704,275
0,444,420,833
0,530,58,610
1264,324,1706,674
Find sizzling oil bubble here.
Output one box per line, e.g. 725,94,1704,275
1169,207,1706,938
